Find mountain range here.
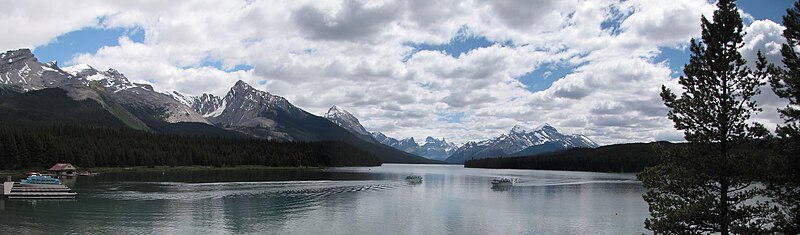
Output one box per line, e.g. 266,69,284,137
320,104,459,161
370,134,458,161
1,48,598,165
444,124,598,163
0,48,435,164
317,102,598,163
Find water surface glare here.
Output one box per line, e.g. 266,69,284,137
0,164,649,234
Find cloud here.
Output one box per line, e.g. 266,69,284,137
293,0,401,42
484,0,577,31
740,19,789,132
2,0,788,146
0,0,112,50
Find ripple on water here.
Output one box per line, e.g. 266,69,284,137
92,180,403,201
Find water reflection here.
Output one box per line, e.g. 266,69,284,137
0,164,649,234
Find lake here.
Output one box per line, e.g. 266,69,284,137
0,164,649,234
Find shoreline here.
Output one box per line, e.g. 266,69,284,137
0,165,329,177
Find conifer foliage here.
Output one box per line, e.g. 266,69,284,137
0,124,382,170
638,0,771,233
767,1,800,233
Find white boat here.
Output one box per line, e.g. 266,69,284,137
491,177,518,186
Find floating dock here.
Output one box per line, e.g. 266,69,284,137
2,182,77,199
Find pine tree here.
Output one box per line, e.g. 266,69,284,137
767,1,800,233
637,0,771,233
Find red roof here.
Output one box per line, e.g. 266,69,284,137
48,163,76,171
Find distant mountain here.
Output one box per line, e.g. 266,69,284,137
62,64,209,124
464,142,666,173
0,49,83,91
372,132,401,147
370,132,457,161
0,49,268,138
324,105,376,143
1,48,435,164
418,136,459,161
185,80,437,164
444,124,598,164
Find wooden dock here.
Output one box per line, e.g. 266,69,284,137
2,182,77,199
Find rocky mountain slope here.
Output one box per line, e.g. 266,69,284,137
324,105,376,143
444,124,598,164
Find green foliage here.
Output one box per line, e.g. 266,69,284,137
0,124,382,170
766,1,800,233
639,0,771,234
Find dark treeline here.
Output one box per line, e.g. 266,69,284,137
464,142,665,173
0,124,382,170
464,141,768,173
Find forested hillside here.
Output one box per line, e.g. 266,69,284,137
464,142,667,173
0,124,382,170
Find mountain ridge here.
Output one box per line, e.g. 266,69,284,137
444,124,598,164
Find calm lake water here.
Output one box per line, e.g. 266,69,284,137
0,164,649,234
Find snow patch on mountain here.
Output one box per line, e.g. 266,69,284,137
445,124,598,164
370,132,457,161
324,105,373,140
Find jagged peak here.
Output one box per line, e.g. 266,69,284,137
229,80,265,96
400,137,416,143
2,48,37,63
325,105,356,118
45,61,58,68
1,48,33,57
371,131,386,138
330,105,345,113
538,123,557,132
62,64,98,77
233,80,252,89
510,124,530,134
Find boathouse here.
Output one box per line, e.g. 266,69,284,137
48,163,77,176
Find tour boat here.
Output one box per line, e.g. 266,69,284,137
491,177,518,186
20,175,63,186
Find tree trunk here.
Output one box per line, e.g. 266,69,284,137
720,177,729,235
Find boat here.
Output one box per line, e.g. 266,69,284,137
491,177,518,187
405,175,423,183
20,175,63,186
77,171,97,176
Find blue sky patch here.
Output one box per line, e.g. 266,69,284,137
517,62,578,92
738,0,794,24
199,59,254,72
34,26,144,66
600,5,630,35
438,112,465,124
654,46,690,77
404,26,511,61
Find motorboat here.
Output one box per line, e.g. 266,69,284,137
491,177,518,187
405,175,423,184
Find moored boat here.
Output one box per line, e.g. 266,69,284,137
20,175,63,186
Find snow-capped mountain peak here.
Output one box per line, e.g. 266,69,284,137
510,124,530,134
324,105,373,141
61,64,139,93
445,123,598,163
165,91,226,118
370,133,457,161
61,64,94,76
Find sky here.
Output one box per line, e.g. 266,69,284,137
0,0,793,145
